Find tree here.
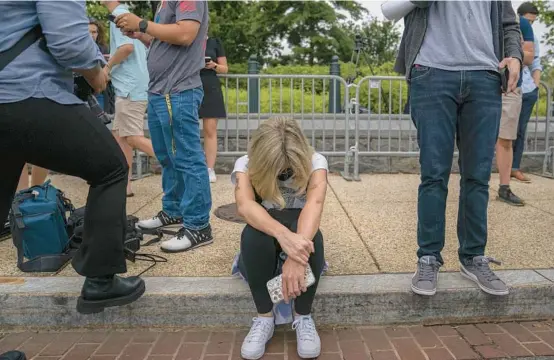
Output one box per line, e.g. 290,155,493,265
277,1,368,65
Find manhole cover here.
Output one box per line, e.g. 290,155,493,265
214,203,245,224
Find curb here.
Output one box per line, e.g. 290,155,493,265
0,270,553,328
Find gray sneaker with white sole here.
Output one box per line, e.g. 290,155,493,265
460,256,509,296
411,255,441,296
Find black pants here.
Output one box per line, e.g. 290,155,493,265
0,98,128,277
238,209,325,315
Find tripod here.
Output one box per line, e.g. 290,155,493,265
346,34,375,85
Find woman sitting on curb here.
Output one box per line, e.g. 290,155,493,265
232,116,328,360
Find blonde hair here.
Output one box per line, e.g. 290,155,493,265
247,116,314,208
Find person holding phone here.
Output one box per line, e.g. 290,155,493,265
200,36,228,183
395,1,522,297
232,117,327,360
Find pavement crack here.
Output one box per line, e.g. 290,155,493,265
327,180,382,272
131,191,164,216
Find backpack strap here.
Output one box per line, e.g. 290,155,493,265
0,24,44,72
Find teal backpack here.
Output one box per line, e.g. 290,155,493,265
9,181,76,272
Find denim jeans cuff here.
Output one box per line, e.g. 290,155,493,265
161,205,181,219
182,221,210,231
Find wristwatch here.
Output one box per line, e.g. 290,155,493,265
139,19,148,33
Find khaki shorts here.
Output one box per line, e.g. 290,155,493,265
498,87,522,140
112,96,147,137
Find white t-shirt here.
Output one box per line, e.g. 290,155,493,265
231,153,328,210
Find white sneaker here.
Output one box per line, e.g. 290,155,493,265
136,210,182,231
292,315,321,359
160,226,213,253
241,317,275,360
208,168,217,183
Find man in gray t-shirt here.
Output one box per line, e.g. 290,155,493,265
394,1,522,298
115,0,213,253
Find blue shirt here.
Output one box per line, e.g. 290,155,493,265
518,16,534,88
0,1,105,105
109,5,149,101
522,34,542,94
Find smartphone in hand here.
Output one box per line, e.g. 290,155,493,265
500,67,509,93
108,15,116,23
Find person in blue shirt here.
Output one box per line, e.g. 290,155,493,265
104,1,155,197
513,2,542,184
0,1,145,316
495,14,534,206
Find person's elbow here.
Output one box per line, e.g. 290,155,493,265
175,21,200,46
120,44,135,56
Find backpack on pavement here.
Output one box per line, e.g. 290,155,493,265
9,181,76,272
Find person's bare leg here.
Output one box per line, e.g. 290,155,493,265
16,165,30,192
31,166,48,186
496,138,524,206
203,118,218,182
126,135,155,158
496,138,512,186
113,132,135,196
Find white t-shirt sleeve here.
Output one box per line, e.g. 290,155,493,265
311,153,329,173
231,155,249,185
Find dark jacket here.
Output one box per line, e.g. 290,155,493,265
394,1,523,79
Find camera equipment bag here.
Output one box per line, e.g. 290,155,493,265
10,181,77,272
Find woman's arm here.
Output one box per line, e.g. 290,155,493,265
235,172,291,239
235,172,315,264
296,169,328,241
214,56,228,74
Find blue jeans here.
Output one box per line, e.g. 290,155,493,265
512,88,539,170
147,87,212,230
410,66,502,265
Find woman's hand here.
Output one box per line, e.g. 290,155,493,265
205,60,217,69
276,232,314,266
282,258,307,303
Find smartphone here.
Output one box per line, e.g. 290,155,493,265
108,14,116,23
500,67,509,93
205,56,212,64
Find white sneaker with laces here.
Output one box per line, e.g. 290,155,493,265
136,210,182,231
241,317,275,360
160,226,213,253
292,315,321,359
208,168,217,183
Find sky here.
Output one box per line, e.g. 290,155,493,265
359,1,550,51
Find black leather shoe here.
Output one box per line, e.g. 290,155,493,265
76,275,145,314
0,350,26,360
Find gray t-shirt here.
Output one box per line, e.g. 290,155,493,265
415,1,499,72
148,0,208,95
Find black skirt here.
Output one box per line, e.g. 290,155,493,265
199,73,227,119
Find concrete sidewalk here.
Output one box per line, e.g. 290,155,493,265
0,172,552,277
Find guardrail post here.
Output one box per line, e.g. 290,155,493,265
329,56,341,113
248,55,260,113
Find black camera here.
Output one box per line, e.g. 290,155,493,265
73,74,113,125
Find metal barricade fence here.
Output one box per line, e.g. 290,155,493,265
352,76,553,179
140,74,552,180
216,74,355,180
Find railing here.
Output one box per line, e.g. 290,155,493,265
217,74,355,179
138,74,553,180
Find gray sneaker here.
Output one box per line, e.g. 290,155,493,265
460,256,509,296
411,256,441,296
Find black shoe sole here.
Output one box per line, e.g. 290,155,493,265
160,239,214,253
76,279,146,315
